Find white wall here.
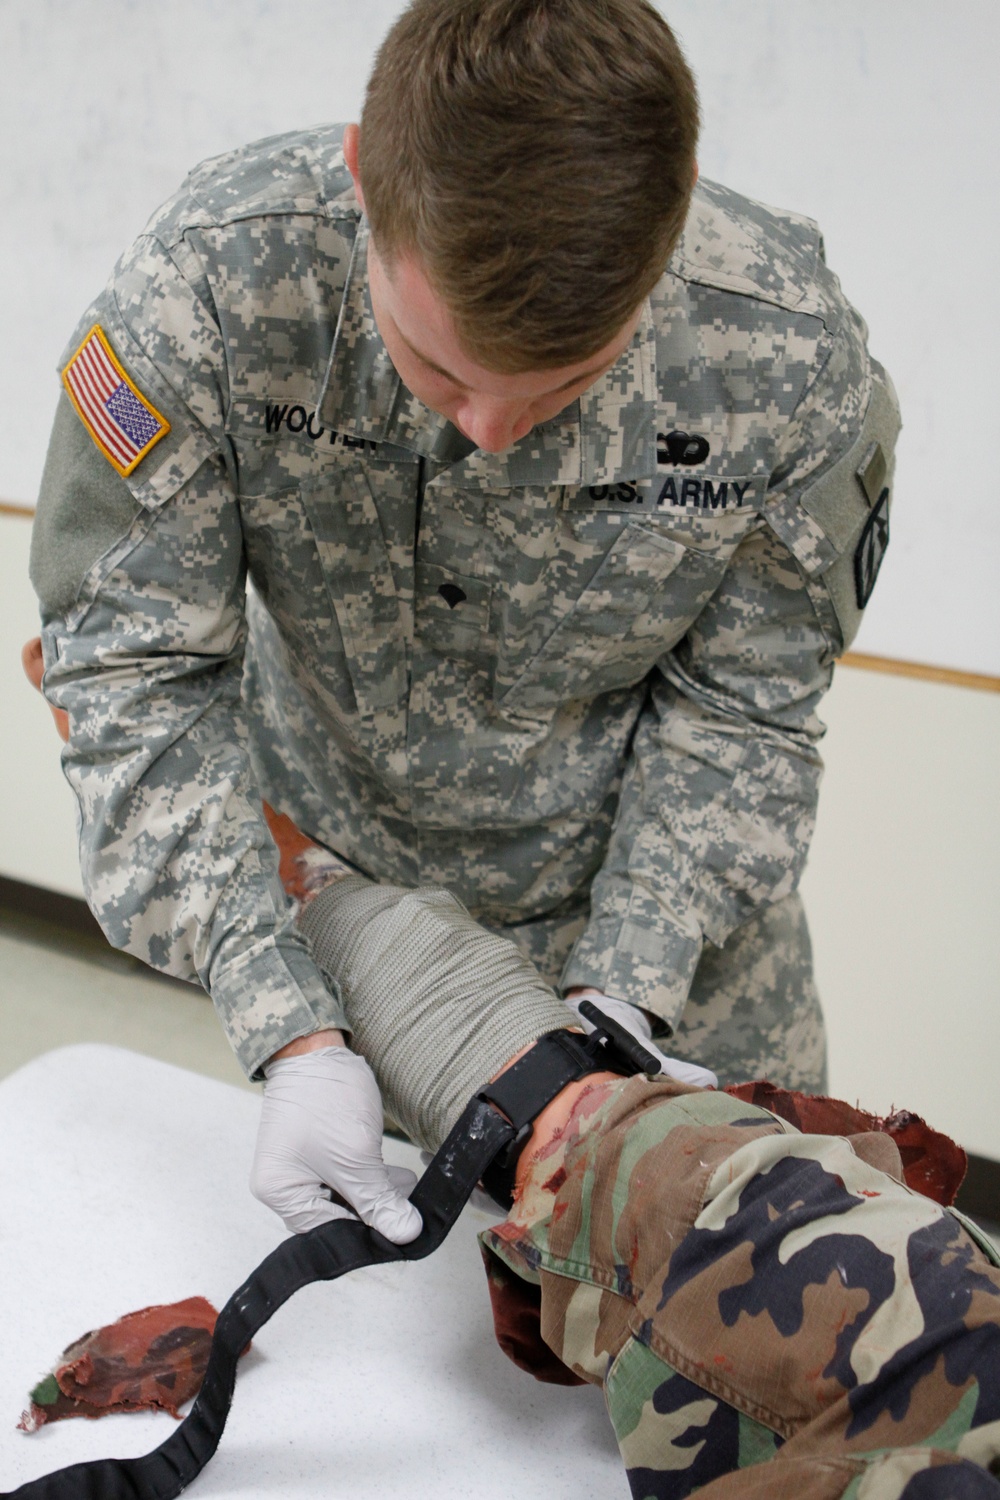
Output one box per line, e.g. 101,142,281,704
671,0,1000,676
0,1,997,669
0,1,400,503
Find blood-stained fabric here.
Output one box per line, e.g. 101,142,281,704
723,1080,968,1207
19,1297,220,1431
481,1077,1000,1500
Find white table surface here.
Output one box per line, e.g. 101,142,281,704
0,1045,626,1497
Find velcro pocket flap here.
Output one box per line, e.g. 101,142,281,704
764,362,901,580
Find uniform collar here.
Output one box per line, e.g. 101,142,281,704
319,221,463,463
320,218,659,486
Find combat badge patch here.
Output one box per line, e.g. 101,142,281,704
854,487,890,607
657,430,711,466
62,325,170,477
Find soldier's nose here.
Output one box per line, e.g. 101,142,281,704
456,400,533,453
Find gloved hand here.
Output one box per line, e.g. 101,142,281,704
250,1046,423,1243
565,990,718,1090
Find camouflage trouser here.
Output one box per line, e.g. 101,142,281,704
480,1079,1000,1500
498,890,826,1091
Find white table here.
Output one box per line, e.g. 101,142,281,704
0,1045,626,1497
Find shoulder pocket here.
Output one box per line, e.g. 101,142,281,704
59,304,218,514
764,362,901,652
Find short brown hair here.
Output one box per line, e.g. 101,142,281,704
359,0,699,371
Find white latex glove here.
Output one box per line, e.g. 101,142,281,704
251,1046,423,1243
566,990,718,1090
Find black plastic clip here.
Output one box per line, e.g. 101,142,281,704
578,999,663,1078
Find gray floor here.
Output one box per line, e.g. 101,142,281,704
1,908,997,1249
0,907,252,1091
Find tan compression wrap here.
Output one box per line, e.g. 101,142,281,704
296,877,577,1152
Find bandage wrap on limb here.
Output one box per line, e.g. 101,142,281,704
296,877,577,1153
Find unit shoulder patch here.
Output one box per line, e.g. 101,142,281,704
854,488,890,607
62,325,170,477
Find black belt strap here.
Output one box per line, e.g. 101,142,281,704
3,1010,659,1500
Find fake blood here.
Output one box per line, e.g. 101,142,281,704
723,1081,967,1207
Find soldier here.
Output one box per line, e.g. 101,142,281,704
28,0,900,1241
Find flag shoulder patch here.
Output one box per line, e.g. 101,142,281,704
62,325,171,477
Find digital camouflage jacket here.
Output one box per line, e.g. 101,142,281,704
32,126,900,1078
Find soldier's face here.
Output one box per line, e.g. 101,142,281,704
367,240,643,454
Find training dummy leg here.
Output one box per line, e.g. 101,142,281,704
483,1076,1000,1500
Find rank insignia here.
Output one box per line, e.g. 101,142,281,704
62,325,170,477
854,487,890,607
856,440,887,507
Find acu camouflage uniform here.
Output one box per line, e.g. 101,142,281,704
481,1078,1000,1500
31,125,900,1083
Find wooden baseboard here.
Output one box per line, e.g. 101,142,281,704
842,652,1000,694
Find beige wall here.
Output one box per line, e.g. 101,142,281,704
801,664,1000,1162
3,510,998,1157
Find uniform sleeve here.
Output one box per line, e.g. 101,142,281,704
562,313,901,1033
33,234,347,1077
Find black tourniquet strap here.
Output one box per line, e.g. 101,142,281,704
2,1097,512,1500
3,1009,657,1500
478,1007,662,1209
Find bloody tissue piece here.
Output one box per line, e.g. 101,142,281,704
261,801,349,905
18,1297,221,1432
723,1080,967,1208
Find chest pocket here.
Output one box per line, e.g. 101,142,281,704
494,523,688,714
416,561,493,664
299,466,407,716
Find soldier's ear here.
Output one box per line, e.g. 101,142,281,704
343,124,367,214
692,159,699,188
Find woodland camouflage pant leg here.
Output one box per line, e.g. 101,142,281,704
487,1081,1000,1500
606,1126,1000,1499
605,1329,1000,1500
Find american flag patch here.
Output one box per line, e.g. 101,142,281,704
62,325,170,477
